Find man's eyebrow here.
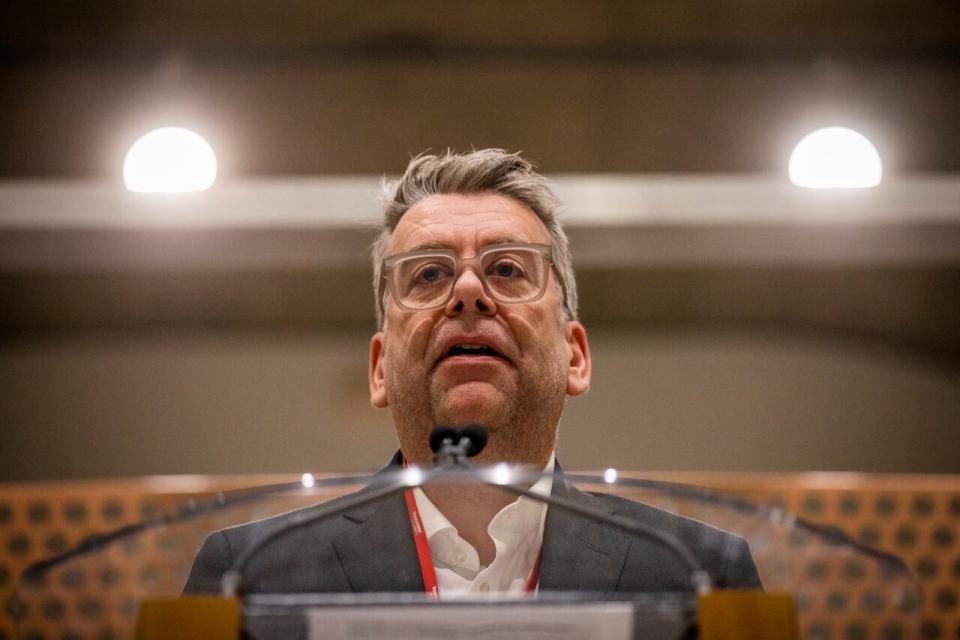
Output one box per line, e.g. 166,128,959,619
405,238,526,253
482,237,524,247
407,241,451,252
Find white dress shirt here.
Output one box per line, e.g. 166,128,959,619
411,454,555,598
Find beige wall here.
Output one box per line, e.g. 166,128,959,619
3,326,957,481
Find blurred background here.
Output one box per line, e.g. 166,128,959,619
1,1,958,481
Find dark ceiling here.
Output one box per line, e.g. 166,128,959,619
1,1,959,177
0,2,958,371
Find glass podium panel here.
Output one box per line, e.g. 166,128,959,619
572,473,923,640
11,467,924,639
9,479,364,640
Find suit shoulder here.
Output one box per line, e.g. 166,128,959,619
586,491,746,547
213,487,370,550
185,486,387,594
589,492,729,532
587,492,762,589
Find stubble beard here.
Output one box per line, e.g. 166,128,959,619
389,356,567,467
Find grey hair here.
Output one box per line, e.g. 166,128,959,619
371,149,578,329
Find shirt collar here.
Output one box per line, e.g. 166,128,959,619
413,453,555,543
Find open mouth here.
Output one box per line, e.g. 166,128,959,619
443,343,505,360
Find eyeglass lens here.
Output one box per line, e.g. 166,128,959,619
392,247,548,308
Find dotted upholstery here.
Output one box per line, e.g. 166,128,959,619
0,473,957,639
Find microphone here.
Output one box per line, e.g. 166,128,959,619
428,425,458,454
459,425,488,456
429,424,488,464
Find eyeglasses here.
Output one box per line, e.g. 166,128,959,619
380,243,555,312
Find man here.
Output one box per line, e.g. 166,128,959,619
185,149,760,596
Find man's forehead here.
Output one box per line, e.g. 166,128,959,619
389,193,550,253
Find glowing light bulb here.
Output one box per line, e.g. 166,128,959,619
789,127,882,189
603,468,618,484
300,473,315,489
123,127,217,193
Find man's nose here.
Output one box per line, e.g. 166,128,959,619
444,267,497,317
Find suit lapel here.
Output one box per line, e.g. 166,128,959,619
328,455,631,593
538,464,631,592
330,454,424,593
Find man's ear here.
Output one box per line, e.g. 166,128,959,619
368,332,389,408
565,321,592,396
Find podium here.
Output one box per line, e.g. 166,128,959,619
11,468,925,639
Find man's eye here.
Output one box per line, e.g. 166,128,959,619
488,260,524,278
413,264,452,284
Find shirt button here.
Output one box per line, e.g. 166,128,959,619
455,551,466,563
479,582,490,593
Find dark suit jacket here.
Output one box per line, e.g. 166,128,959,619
184,455,761,594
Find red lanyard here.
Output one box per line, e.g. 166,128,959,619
403,487,543,599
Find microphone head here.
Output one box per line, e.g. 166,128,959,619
459,424,488,457
429,425,458,453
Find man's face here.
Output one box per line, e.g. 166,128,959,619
368,192,591,466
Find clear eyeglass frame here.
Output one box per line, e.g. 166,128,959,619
380,242,556,312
